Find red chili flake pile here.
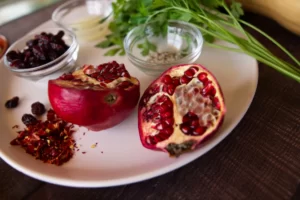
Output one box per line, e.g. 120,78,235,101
10,109,76,166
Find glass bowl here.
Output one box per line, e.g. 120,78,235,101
3,28,79,81
124,20,203,76
52,0,112,42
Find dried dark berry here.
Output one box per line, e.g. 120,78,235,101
22,114,38,126
5,96,19,108
26,39,38,48
56,31,64,39
31,102,46,116
7,30,68,69
6,51,20,62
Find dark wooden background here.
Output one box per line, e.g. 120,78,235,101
0,1,299,200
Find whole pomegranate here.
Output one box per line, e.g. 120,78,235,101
48,61,140,131
138,64,226,156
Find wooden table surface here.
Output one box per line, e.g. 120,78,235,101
0,2,299,200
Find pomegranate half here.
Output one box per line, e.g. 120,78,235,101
48,61,140,131
138,64,226,156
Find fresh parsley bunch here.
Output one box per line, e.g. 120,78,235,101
97,0,300,82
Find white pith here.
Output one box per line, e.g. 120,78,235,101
142,65,224,148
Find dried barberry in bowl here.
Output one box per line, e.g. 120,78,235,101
6,30,70,69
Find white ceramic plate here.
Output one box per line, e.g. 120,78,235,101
0,21,258,188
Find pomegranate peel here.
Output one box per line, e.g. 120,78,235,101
48,61,140,131
138,64,226,156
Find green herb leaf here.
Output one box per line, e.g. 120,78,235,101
230,1,244,18
203,34,215,43
104,48,121,56
95,40,113,48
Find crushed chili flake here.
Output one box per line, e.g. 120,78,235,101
83,132,86,136
10,109,76,166
82,151,86,154
12,125,19,129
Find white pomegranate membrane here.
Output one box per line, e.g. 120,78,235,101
138,64,226,156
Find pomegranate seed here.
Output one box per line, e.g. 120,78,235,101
210,87,216,96
97,64,104,71
165,118,174,126
190,66,199,72
180,75,192,84
193,88,200,94
123,72,130,78
213,97,221,110
173,78,180,86
97,76,104,82
161,111,172,118
154,135,164,143
184,68,196,78
155,123,166,130
193,127,206,135
197,72,208,82
190,120,199,128
117,81,133,89
160,127,173,136
99,83,106,87
160,103,169,113
204,80,212,87
146,136,156,145
202,84,216,96
180,125,190,134
90,73,98,79
104,79,111,83
182,115,190,123
162,75,172,84
60,74,74,80
167,84,175,95
157,95,168,103
162,85,168,93
165,127,173,135
151,104,160,111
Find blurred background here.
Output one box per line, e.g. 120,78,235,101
0,0,61,26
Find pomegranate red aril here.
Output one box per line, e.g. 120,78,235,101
165,117,174,126
59,74,74,80
197,72,208,82
138,64,226,157
173,78,180,86
190,119,199,128
184,68,196,78
157,95,168,103
202,84,215,96
48,61,140,131
193,127,206,136
164,127,174,135
161,111,172,118
213,97,221,110
180,124,190,134
162,75,173,84
180,75,192,84
167,84,175,95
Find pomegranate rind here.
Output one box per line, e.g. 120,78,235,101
48,66,140,131
138,63,226,156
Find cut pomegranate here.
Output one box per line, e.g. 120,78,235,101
48,61,140,131
138,64,226,156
